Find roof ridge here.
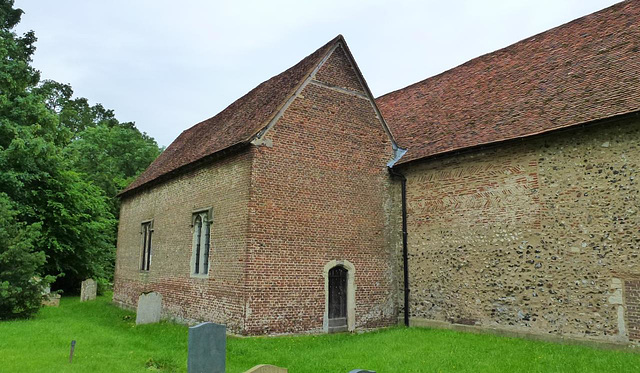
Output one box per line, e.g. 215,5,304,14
249,35,344,141
193,35,344,139
120,35,343,196
376,0,627,101
377,0,640,165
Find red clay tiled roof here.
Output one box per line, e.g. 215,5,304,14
120,35,342,196
377,1,640,165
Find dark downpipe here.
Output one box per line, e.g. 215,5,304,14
388,167,409,327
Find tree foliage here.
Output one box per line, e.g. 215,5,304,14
0,193,51,319
34,79,162,217
66,123,161,216
0,0,161,310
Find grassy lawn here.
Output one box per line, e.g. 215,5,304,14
0,294,638,372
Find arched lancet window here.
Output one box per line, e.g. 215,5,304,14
194,215,202,274
191,209,212,276
202,215,210,275
140,220,153,271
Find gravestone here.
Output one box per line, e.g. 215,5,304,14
136,292,162,325
42,293,61,307
188,322,226,373
80,279,97,302
348,370,376,373
244,364,288,373
41,285,60,307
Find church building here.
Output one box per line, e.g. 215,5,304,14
114,1,640,344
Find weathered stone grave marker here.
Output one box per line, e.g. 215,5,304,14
188,322,226,373
244,364,288,373
135,292,162,325
42,293,61,307
80,279,97,302
42,285,61,307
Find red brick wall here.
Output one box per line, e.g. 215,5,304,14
314,46,365,93
113,151,252,332
113,43,401,335
626,279,640,342
244,44,400,334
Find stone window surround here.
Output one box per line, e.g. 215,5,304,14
139,219,154,272
190,208,213,278
322,259,356,333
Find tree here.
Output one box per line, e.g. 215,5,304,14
0,0,119,294
65,123,161,217
0,0,160,299
35,80,120,141
36,80,162,218
0,109,117,292
0,193,51,320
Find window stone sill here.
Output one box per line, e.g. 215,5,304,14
190,273,210,280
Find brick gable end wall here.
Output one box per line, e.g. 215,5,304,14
244,45,401,334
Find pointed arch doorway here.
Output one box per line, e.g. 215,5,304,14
323,260,355,333
328,266,347,331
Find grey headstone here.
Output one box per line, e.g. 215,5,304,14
80,279,97,302
188,322,226,373
136,292,162,325
348,370,376,373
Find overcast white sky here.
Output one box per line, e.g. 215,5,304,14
15,0,619,147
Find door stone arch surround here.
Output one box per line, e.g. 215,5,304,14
323,259,355,332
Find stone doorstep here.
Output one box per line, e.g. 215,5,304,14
328,317,348,333
329,317,347,327
328,325,349,333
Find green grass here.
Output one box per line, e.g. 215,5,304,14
0,294,638,372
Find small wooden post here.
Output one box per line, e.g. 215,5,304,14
69,340,76,363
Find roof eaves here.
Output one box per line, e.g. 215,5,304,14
117,141,251,198
393,109,640,168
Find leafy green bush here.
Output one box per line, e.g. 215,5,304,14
96,277,112,296
0,193,52,319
